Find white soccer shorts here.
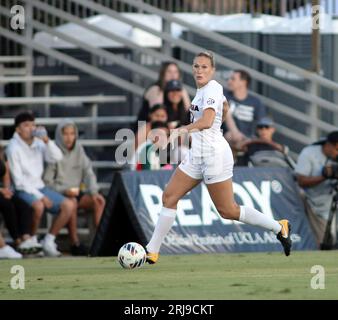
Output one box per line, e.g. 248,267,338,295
178,148,234,184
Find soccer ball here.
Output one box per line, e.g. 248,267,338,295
117,242,146,269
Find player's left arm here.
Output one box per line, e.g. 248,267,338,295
180,108,215,133
168,109,215,144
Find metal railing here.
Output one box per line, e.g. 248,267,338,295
0,75,79,83
0,115,136,126
3,1,338,57
2,1,338,58
0,56,33,97
0,94,126,134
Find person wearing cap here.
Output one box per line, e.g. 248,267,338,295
241,117,285,154
164,79,190,129
238,117,295,168
6,112,75,257
295,131,338,249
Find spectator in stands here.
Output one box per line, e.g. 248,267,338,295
0,146,40,254
239,117,294,168
295,131,338,249
6,112,75,257
136,61,191,124
164,80,190,129
134,121,173,171
135,104,168,150
43,119,105,254
242,117,284,151
0,232,22,259
224,70,266,150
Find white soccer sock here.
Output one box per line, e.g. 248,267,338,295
146,207,176,253
239,206,282,234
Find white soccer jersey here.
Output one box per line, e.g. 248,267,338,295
189,80,227,157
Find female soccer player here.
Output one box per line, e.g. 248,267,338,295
146,51,292,264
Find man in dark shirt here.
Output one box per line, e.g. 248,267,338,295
223,70,266,149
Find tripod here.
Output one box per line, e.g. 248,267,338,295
320,181,338,250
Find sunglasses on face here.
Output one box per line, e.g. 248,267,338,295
257,125,271,129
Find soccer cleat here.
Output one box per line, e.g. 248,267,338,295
146,251,159,264
277,219,292,256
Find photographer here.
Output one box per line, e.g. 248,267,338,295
295,131,338,249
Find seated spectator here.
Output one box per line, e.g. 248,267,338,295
0,232,22,259
43,119,105,254
239,117,294,168
164,80,190,129
223,70,266,150
0,146,39,254
136,61,191,126
135,104,168,151
295,131,338,249
134,121,173,171
6,112,75,257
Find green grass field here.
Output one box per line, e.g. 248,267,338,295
0,251,337,300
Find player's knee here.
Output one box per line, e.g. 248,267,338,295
162,190,178,208
218,203,239,220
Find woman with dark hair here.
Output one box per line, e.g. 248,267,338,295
0,146,40,256
136,61,190,125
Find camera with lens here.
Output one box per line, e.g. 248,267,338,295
322,163,338,180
